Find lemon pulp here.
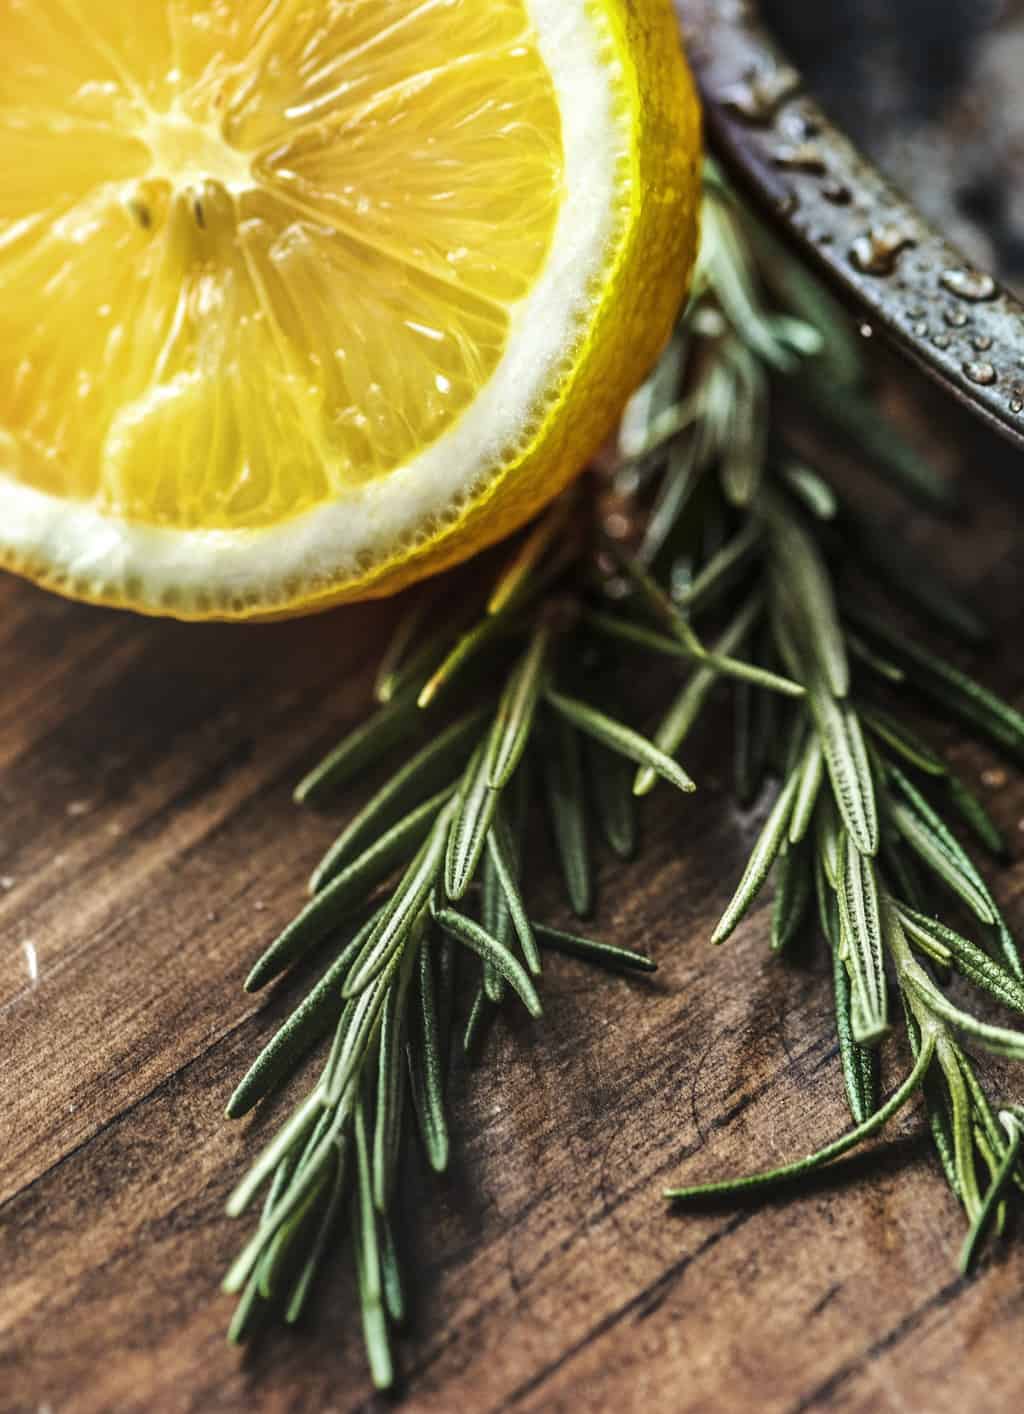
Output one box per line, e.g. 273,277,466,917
1,0,565,531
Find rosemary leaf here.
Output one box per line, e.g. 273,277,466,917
380,1213,405,1325
483,960,506,1005
619,330,690,458
889,801,994,926
947,773,1008,859
328,950,407,1104
936,1040,984,1221
610,545,706,658
771,841,811,953
904,965,1024,1061
587,732,638,860
533,922,657,973
228,913,382,1119
960,1112,1023,1272
295,685,422,804
780,463,838,521
582,608,691,661
831,933,877,1124
638,436,703,566
226,1089,326,1220
635,595,763,796
769,503,849,698
887,766,1002,933
225,1119,339,1293
486,805,541,975
373,972,409,1211
665,1034,936,1199
837,835,888,1044
353,1104,393,1390
954,1046,1014,1165
719,347,766,506
809,688,879,858
713,768,800,944
847,631,906,684
545,687,696,798
446,746,500,902
418,612,511,710
789,734,824,844
898,907,1024,1015
226,1272,268,1345
486,624,550,789
733,680,757,807
700,192,796,371
702,652,805,699
895,909,953,966
539,714,593,918
408,939,449,1172
674,519,763,615
488,500,572,616
374,597,434,704
432,908,543,1018
861,708,946,778
247,787,453,992
462,978,495,1058
311,710,486,891
345,805,453,998
284,1152,346,1324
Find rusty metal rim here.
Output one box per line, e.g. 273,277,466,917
673,0,1024,453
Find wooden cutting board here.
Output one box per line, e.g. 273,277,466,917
4,346,1024,1412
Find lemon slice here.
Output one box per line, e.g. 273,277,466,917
0,0,701,619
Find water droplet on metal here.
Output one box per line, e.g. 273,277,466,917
932,333,951,350
940,269,997,302
907,306,924,320
972,334,993,352
778,110,816,141
859,323,874,339
821,179,852,205
772,141,827,174
849,225,916,276
944,308,968,328
913,322,928,338
963,360,997,386
721,64,801,124
1012,399,1024,416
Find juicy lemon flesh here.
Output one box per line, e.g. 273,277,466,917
1,0,564,531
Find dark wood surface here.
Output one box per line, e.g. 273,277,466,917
3,353,1024,1413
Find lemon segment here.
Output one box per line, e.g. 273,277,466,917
0,0,701,619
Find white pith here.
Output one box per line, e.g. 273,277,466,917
0,0,628,616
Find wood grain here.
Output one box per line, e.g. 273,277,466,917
4,362,1024,1412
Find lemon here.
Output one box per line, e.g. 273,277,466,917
0,0,701,620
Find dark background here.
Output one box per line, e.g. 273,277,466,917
763,0,1024,285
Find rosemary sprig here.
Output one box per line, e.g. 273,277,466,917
223,168,1024,1390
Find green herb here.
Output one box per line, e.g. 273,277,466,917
223,169,1024,1390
